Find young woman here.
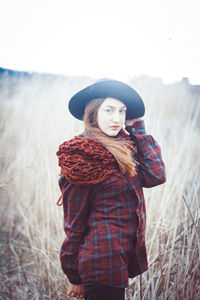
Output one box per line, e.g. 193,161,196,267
57,79,166,300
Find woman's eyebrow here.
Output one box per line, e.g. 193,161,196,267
104,105,127,109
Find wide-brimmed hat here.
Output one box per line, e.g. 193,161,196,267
68,79,145,120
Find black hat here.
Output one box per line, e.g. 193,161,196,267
68,79,145,120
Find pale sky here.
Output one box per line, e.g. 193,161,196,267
0,0,200,84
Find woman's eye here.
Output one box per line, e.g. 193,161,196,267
105,109,112,113
119,110,126,114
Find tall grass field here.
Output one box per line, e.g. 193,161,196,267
0,72,199,299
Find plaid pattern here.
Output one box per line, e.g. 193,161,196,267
59,120,166,288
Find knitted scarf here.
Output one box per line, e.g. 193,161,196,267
56,130,135,188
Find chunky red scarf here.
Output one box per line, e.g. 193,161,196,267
56,130,135,187
56,130,137,205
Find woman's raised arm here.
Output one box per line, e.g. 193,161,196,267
125,119,166,188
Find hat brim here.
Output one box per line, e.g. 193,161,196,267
68,79,145,120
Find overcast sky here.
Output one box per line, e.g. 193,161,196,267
0,0,200,83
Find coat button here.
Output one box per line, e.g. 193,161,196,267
132,128,136,133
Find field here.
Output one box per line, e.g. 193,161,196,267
0,73,199,299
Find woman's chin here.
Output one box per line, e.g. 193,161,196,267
104,129,121,137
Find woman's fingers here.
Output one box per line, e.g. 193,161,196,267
69,293,84,299
68,283,85,298
125,117,142,126
77,293,84,299
125,119,135,126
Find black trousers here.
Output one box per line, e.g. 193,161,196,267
83,282,125,300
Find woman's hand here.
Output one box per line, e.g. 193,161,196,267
68,283,85,299
125,117,142,127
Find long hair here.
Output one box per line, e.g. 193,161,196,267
82,98,138,176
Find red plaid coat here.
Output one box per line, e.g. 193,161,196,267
58,120,166,288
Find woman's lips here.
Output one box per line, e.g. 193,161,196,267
110,126,120,130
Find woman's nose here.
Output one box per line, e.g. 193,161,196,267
112,111,120,122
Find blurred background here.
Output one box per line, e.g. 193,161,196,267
0,0,199,299
1,0,200,83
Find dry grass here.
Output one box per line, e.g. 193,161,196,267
0,74,199,299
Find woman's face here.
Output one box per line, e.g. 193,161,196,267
97,97,127,136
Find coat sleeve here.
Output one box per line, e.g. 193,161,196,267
126,120,166,188
58,174,91,284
